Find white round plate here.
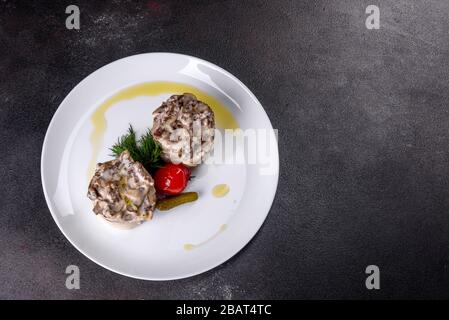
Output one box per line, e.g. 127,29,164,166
41,53,279,280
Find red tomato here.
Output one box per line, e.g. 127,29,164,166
154,163,190,195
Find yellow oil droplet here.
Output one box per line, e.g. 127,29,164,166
184,244,196,251
212,184,230,198
183,224,228,251
88,82,239,180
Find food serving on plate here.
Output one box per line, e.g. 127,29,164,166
87,93,215,226
87,150,157,225
152,93,215,167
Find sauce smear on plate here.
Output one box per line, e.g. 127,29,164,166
184,224,228,251
212,184,230,198
88,82,239,179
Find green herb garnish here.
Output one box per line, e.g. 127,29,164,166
110,125,163,172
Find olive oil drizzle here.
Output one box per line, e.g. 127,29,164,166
183,224,228,251
212,184,230,198
88,82,239,179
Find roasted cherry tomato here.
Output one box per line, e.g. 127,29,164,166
154,163,190,195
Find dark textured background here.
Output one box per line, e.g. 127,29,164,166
1,0,449,299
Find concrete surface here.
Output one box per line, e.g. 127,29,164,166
1,0,449,299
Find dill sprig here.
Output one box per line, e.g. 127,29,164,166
110,125,163,172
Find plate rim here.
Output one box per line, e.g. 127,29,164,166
41,52,279,280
